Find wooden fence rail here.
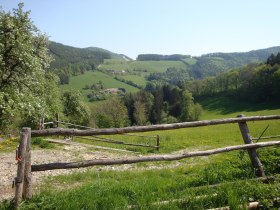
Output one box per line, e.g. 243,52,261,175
32,115,280,137
14,115,280,208
43,120,160,150
31,140,280,172
77,136,159,149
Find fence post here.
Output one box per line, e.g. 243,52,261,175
14,128,29,208
23,128,32,199
156,135,160,151
237,114,266,177
56,113,59,128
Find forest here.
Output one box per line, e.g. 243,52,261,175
188,53,280,102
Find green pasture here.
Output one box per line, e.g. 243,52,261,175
182,57,197,65
72,95,280,154
60,71,139,101
99,59,188,74
120,74,147,87
97,59,190,87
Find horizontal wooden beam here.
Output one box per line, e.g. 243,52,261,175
31,115,280,137
78,136,158,148
31,140,280,172
56,121,93,129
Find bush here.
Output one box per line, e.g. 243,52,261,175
31,137,54,149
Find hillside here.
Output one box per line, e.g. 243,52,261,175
48,42,126,74
48,42,280,101
190,46,280,78
135,47,280,78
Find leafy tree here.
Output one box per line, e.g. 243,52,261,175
93,97,129,128
266,53,280,66
61,91,90,125
180,90,202,121
0,4,61,131
133,100,148,125
151,88,164,123
123,91,153,125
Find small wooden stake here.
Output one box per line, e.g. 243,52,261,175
237,114,266,177
56,113,59,128
156,135,160,151
14,128,29,208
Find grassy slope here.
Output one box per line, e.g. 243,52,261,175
61,71,139,101
197,95,280,120
2,96,280,209
99,59,188,73
98,59,191,87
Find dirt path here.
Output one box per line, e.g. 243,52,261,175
0,142,204,201
0,144,137,201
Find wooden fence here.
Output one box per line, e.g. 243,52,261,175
14,114,280,208
41,120,160,150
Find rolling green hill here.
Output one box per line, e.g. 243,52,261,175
190,46,280,78
49,42,124,70
97,59,191,87
61,71,139,101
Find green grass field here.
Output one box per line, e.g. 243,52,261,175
1,96,279,209
121,74,147,87
99,59,188,74
60,71,139,101
97,59,191,87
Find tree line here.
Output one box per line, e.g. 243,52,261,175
91,85,203,128
137,54,190,61
188,53,280,102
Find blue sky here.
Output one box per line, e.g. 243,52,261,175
1,0,280,59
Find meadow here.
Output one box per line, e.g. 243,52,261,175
61,71,139,101
98,59,192,87
99,59,189,74
1,96,279,209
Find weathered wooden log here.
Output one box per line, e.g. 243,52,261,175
23,128,32,199
14,128,28,208
43,122,54,126
46,138,138,153
56,121,93,129
238,114,266,177
31,115,280,137
122,133,158,138
156,135,160,151
31,140,280,172
77,136,158,148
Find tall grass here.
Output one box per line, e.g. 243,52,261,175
5,155,279,209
